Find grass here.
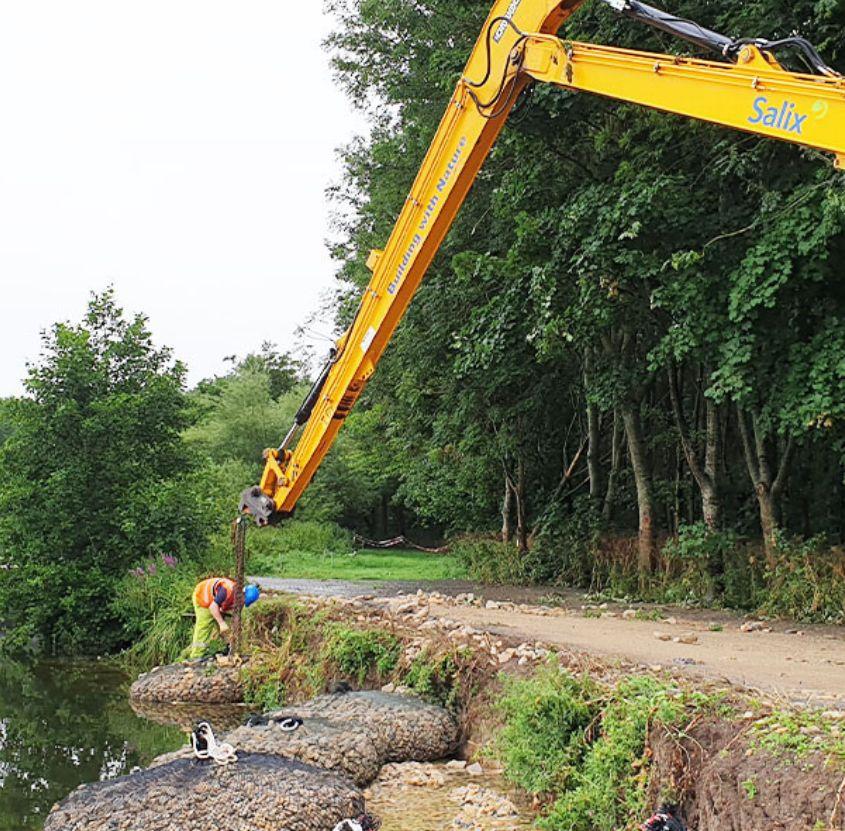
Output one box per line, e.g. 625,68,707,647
494,665,729,831
250,546,466,582
748,710,845,763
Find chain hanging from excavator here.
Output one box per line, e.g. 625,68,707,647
240,0,845,527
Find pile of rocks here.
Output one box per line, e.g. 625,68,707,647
129,657,244,704
44,754,363,831
271,690,460,763
298,590,557,672
449,783,521,826
152,714,383,787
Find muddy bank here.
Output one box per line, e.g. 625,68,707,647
650,719,845,831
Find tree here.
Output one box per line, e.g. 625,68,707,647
0,290,204,655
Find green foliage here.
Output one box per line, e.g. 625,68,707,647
0,399,16,446
496,669,699,831
495,667,599,795
184,371,307,468
660,523,750,606
0,290,205,656
530,498,606,586
403,648,467,710
244,677,286,710
451,537,527,584
761,534,845,622
321,626,401,684
741,779,758,800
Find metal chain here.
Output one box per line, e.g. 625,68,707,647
230,516,248,655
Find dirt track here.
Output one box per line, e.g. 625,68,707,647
255,577,845,708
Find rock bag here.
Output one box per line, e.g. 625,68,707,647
150,716,382,787
129,659,243,704
225,715,382,786
44,754,364,831
271,690,460,763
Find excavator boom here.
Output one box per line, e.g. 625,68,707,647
240,0,844,526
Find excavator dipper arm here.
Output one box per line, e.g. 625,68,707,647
240,0,844,526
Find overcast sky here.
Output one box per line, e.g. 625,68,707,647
0,1,366,396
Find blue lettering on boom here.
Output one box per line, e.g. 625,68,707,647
748,96,807,135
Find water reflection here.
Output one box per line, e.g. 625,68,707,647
0,659,183,831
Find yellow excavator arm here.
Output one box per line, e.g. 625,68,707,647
240,0,845,526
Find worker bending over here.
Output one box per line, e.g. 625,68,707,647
185,577,260,660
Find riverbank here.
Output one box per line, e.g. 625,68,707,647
256,576,845,708
107,588,845,830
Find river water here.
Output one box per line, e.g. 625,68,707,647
0,659,183,831
1,659,533,831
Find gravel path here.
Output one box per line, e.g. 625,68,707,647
254,576,845,708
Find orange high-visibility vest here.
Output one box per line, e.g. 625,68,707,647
193,578,236,612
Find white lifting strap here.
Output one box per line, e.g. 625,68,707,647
191,721,238,766
332,821,364,831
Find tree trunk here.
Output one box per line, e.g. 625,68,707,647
621,400,657,584
515,456,529,555
602,408,624,522
756,483,779,562
667,362,722,529
737,407,796,565
584,350,602,502
501,475,513,544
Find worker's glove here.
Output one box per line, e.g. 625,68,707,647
219,621,231,636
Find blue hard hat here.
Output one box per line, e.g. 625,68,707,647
244,584,260,607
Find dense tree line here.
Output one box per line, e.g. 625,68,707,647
2,0,845,653
319,0,845,597
0,291,308,654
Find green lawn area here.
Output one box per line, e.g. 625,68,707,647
251,547,466,582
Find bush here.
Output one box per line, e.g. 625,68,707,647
496,668,702,831
659,523,752,607
762,534,845,623
403,648,467,710
530,498,606,587
248,520,354,574
451,537,527,584
321,626,401,684
495,666,599,795
114,544,233,668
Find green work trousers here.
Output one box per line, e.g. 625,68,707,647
185,601,223,660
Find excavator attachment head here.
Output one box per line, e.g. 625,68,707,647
239,486,276,527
